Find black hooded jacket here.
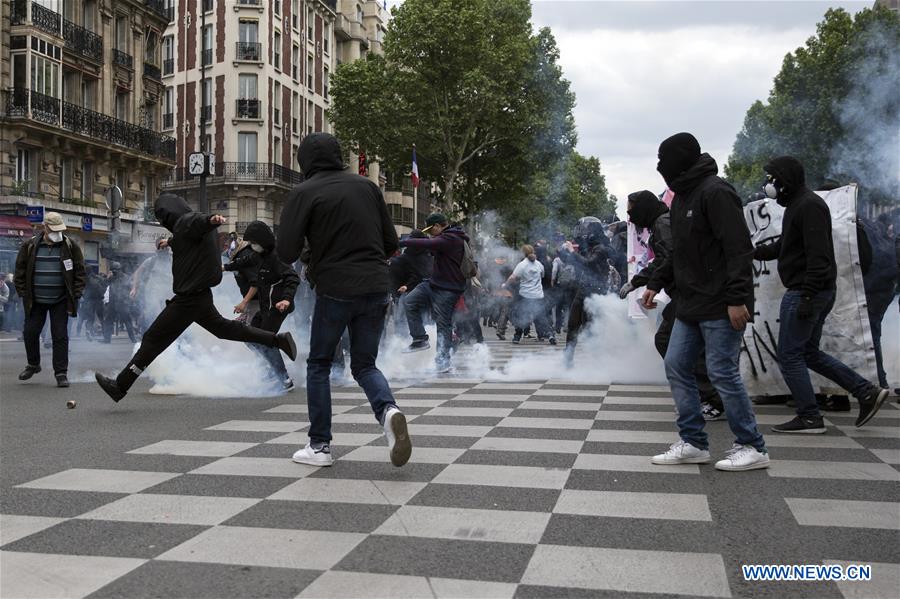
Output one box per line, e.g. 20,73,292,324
154,193,223,295
647,154,754,321
276,133,399,297
753,157,837,295
627,191,672,290
243,220,300,313
390,233,433,294
224,243,262,297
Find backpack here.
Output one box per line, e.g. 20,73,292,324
459,240,478,279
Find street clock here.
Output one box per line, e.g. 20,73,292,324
188,152,214,176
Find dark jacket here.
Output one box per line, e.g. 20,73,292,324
857,217,898,296
647,154,754,321
242,220,300,313
628,191,672,290
224,242,263,297
562,239,610,295
400,226,469,292
83,272,108,301
14,232,86,316
390,251,433,294
276,133,398,297
753,158,837,296
154,193,223,295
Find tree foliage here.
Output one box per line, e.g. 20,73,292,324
328,0,612,233
725,6,900,205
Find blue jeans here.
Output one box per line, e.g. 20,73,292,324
866,290,894,389
307,293,397,444
665,318,765,451
404,281,461,367
778,289,872,418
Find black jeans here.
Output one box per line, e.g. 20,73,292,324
24,300,70,374
117,290,277,390
866,289,894,388
307,293,397,444
77,298,103,336
103,300,136,342
248,308,289,380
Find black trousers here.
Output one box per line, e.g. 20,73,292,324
654,302,722,407
247,308,289,379
103,300,136,342
24,300,69,374
117,290,277,390
77,298,103,336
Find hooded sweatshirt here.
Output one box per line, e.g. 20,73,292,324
753,156,837,296
242,220,300,312
400,225,470,292
154,193,223,295
647,154,754,321
276,133,399,297
627,190,672,290
224,242,262,297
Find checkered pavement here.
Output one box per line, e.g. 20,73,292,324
2,338,899,598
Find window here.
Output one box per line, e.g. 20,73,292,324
292,91,299,131
292,45,299,80
31,55,60,97
292,0,298,30
15,149,31,184
63,70,78,103
307,100,314,135
143,176,155,215
307,7,313,40
116,169,127,196
202,0,213,12
145,31,159,65
201,79,212,122
273,81,281,123
273,32,281,68
238,20,259,61
115,91,129,121
202,25,213,66
82,161,94,202
162,35,174,75
274,137,281,166
238,74,257,99
163,87,174,129
324,24,330,54
306,54,313,89
239,20,258,43
323,65,329,99
274,0,280,15
163,0,174,22
83,0,96,31
238,132,258,174
81,78,95,107
12,54,26,90
202,133,212,153
115,15,128,51
357,4,363,23
237,74,257,119
61,157,73,200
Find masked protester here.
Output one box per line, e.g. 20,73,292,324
560,217,610,366
225,236,264,325
277,133,411,468
753,157,889,433
77,267,106,340
235,221,300,391
95,194,297,402
620,190,725,421
643,132,769,471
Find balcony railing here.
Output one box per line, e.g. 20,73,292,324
11,0,27,25
163,112,174,129
144,0,168,20
237,0,261,5
235,41,261,62
235,98,260,119
143,62,162,81
163,58,174,76
4,88,176,162
165,162,303,187
63,18,103,62
32,2,62,36
200,105,212,122
112,49,133,69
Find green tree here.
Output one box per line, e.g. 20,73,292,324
725,5,900,204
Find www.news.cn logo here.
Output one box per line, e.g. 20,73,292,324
742,564,872,582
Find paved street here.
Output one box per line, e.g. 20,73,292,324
1,334,899,598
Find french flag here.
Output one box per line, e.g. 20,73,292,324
411,146,420,187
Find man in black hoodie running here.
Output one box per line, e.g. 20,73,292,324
754,156,889,433
643,133,769,472
277,133,411,468
95,194,297,402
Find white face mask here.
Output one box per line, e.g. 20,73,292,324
250,242,264,253
48,231,63,243
764,182,778,199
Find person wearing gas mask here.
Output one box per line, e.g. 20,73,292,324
619,190,726,421
642,133,769,471
560,216,610,366
754,157,889,433
224,234,264,325
233,221,300,391
15,212,85,387
94,194,297,403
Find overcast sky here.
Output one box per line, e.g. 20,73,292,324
386,1,874,216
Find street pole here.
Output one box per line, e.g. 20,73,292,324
198,0,208,213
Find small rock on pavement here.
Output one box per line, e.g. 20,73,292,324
66,400,77,409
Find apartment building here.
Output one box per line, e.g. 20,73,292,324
0,0,176,272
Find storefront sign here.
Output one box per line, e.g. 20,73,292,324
82,215,93,232
25,205,44,223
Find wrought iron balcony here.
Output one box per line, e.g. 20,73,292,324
63,18,103,62
163,112,174,129
165,162,303,187
11,0,27,25
163,58,174,76
235,41,262,62
144,62,162,82
112,49,134,69
4,88,175,162
237,0,261,5
200,105,212,122
32,2,61,36
236,98,261,119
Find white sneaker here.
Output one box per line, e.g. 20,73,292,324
651,440,711,465
383,406,412,467
715,445,770,471
292,442,333,467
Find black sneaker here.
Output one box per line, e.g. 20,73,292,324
95,373,126,403
496,332,506,341
771,415,826,434
276,332,297,361
753,395,789,405
56,374,70,388
511,335,521,344
548,337,557,345
818,395,851,412
403,339,431,353
856,387,889,428
18,365,41,381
